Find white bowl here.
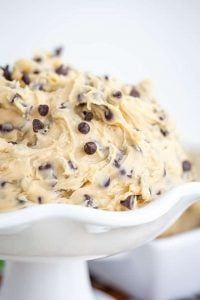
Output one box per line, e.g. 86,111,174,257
89,228,200,300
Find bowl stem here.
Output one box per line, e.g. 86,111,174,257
0,260,94,300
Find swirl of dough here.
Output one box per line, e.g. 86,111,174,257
0,49,194,212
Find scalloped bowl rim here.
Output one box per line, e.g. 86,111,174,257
0,182,199,229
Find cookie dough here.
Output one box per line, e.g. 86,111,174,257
0,48,193,212
160,149,200,237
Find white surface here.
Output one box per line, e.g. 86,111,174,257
90,228,200,300
0,0,200,144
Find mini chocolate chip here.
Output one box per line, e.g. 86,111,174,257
10,93,22,104
1,65,12,81
33,70,40,74
33,83,44,91
68,160,77,170
113,159,120,168
55,65,69,76
0,123,14,132
112,90,122,99
156,190,162,195
22,73,30,85
130,87,140,98
127,169,133,178
83,111,93,121
104,75,109,80
105,108,113,121
182,160,192,172
84,142,97,155
34,57,42,63
59,102,68,109
103,178,110,187
77,93,84,103
8,141,17,144
38,196,42,204
120,169,126,175
84,194,93,207
39,84,44,91
78,122,90,134
38,104,49,116
32,119,44,132
17,198,27,205
54,46,63,56
39,163,52,171
120,195,134,210
160,128,169,137
159,115,165,121
0,181,7,188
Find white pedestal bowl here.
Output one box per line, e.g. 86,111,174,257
0,182,199,300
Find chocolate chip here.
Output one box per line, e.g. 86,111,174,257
59,102,68,109
182,160,192,172
17,198,27,205
78,122,90,134
160,128,169,137
38,196,42,204
130,87,140,98
113,160,120,168
33,83,44,91
112,90,122,99
113,151,124,168
104,75,109,80
10,93,22,104
159,115,165,121
34,57,42,63
156,190,162,195
38,163,52,171
77,93,84,103
120,169,126,175
103,178,110,188
33,70,40,74
0,123,14,132
84,194,93,207
0,181,7,188
105,108,113,121
32,119,44,132
83,111,93,121
68,160,77,170
22,73,30,85
54,46,63,56
55,65,69,76
127,169,133,178
38,104,49,116
8,141,17,144
1,65,12,81
120,195,134,210
84,142,97,155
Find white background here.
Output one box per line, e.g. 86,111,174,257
0,0,200,144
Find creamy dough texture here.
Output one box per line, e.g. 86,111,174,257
160,149,200,237
0,48,193,212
